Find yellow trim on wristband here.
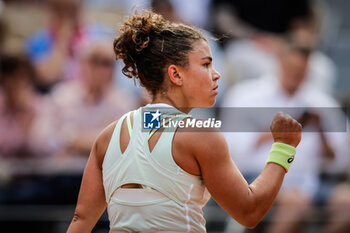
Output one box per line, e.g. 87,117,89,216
266,142,296,173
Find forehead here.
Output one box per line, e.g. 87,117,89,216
85,43,114,59
188,40,212,59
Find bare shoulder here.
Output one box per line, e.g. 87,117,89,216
177,118,229,161
94,120,118,167
172,118,228,176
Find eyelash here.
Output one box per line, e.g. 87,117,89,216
204,63,210,68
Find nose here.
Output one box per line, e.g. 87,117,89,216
212,68,221,81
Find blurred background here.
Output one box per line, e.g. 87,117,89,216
0,0,349,233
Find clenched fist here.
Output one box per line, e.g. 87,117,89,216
270,112,302,147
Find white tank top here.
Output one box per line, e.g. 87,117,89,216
102,104,211,233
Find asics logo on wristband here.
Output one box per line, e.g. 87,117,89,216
287,156,294,163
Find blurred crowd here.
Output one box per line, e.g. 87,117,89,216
0,0,350,233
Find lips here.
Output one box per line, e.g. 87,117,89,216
213,85,218,91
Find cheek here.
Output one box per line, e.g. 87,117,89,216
196,67,211,83
182,66,212,98
187,73,206,92
195,78,213,99
91,66,113,80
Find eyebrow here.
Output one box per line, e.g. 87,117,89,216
201,56,212,61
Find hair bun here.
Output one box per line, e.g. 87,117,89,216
121,10,165,53
113,11,166,80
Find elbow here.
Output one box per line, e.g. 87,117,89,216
239,216,260,229
72,211,82,223
72,207,88,224
72,203,90,223
239,187,265,228
236,208,263,229
243,220,259,229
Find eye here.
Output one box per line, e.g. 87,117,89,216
204,62,211,68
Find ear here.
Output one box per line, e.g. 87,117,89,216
167,64,183,86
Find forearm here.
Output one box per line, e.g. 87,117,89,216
319,131,335,159
69,134,96,155
246,163,286,226
234,142,296,227
37,45,69,84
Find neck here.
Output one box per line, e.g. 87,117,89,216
285,90,296,97
85,85,104,104
280,81,298,97
152,91,192,114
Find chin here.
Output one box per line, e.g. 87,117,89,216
202,99,216,108
191,97,216,108
209,96,217,106
208,99,216,107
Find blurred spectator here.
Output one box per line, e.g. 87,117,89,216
0,53,60,208
151,0,183,24
0,22,5,53
341,94,350,121
0,1,5,53
208,0,254,47
168,0,211,28
221,37,349,233
50,39,138,172
220,0,337,94
118,0,210,28
286,1,337,95
0,53,56,159
25,0,114,93
0,42,137,218
84,0,127,10
210,0,313,38
224,33,281,85
320,183,350,233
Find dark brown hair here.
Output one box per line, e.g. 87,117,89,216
0,53,36,84
113,10,206,96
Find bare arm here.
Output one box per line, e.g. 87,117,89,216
67,131,103,156
193,113,302,228
66,121,117,233
36,22,73,85
36,43,69,85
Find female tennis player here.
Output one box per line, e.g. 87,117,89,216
66,11,302,233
